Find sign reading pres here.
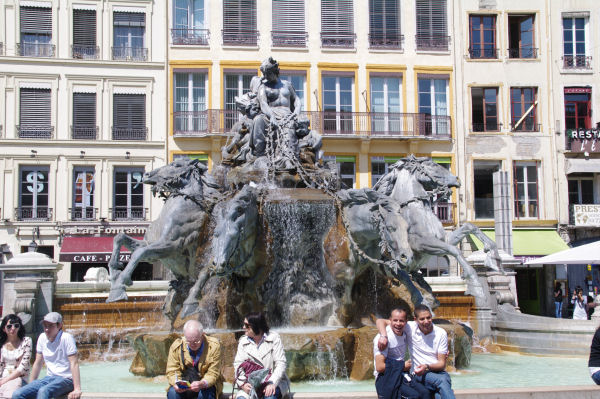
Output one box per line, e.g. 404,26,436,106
574,204,600,227
567,129,600,153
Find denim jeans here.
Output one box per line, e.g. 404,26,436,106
592,370,600,385
12,375,74,399
414,371,456,399
555,301,562,318
167,385,216,399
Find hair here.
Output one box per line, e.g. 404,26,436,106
244,312,269,335
389,308,408,319
0,314,25,348
183,320,204,337
414,304,432,318
260,57,280,77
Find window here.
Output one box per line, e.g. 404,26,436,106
508,14,535,58
415,0,448,51
325,155,356,189
19,88,52,139
272,0,306,47
513,161,539,219
568,177,594,205
172,0,207,45
173,153,209,166
563,16,589,69
223,0,257,46
279,73,305,111
370,76,402,134
174,72,207,134
19,6,53,57
473,161,500,219
113,94,146,140
18,166,50,220
73,9,97,58
418,77,449,135
369,0,401,49
469,15,496,59
72,168,95,220
510,87,537,131
321,0,355,48
113,12,146,61
564,88,591,132
113,168,145,220
322,75,354,133
371,156,401,186
471,87,499,132
224,73,254,129
72,93,97,139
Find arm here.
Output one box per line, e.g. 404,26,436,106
29,353,44,381
199,340,222,388
268,334,286,387
375,354,386,374
414,352,447,376
165,340,183,387
233,339,251,393
288,82,301,116
67,354,81,399
375,319,390,351
1,337,33,385
257,86,274,120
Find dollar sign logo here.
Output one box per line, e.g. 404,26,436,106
26,172,45,193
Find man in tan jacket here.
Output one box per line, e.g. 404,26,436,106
166,320,223,399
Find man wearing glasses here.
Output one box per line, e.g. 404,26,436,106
13,312,82,399
166,320,223,399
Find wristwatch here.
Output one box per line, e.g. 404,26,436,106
425,364,430,372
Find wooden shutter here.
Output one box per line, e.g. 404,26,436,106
113,94,145,128
273,0,305,32
321,0,354,34
113,12,145,27
223,0,256,32
20,88,51,127
73,9,96,46
73,93,96,126
20,6,52,34
416,0,446,38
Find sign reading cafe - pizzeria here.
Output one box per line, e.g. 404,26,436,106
568,128,600,153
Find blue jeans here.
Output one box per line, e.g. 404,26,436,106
264,386,281,399
12,375,74,399
415,371,455,399
592,370,600,385
167,386,216,399
555,301,562,318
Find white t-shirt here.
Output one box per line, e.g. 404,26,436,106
372,325,409,377
36,330,78,379
407,321,448,369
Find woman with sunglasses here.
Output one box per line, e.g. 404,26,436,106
0,314,31,399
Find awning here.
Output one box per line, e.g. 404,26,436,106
526,240,600,265
470,229,568,256
59,236,143,263
566,159,600,174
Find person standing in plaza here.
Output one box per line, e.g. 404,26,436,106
0,314,31,399
12,312,81,399
554,282,563,318
572,286,588,320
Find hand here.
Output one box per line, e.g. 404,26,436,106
190,381,202,392
67,389,82,399
0,377,9,386
414,364,427,376
377,336,389,351
263,383,276,397
242,382,252,394
404,359,412,372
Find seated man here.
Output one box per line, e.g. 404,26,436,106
13,312,82,399
377,305,456,399
166,320,223,399
373,308,429,399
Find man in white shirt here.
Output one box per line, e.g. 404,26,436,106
13,312,82,399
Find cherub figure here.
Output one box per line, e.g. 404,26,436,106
222,92,260,165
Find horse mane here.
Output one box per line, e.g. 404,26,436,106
151,160,213,206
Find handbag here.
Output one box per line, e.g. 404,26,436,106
234,359,272,398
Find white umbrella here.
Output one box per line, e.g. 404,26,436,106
526,240,600,265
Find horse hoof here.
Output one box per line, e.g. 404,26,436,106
106,288,128,303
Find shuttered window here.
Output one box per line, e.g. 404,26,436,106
272,0,305,46
223,0,257,45
321,0,353,34
20,6,52,34
73,10,96,46
369,0,401,48
415,0,448,50
72,93,96,139
20,88,51,138
113,94,146,139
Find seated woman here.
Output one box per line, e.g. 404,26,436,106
233,312,290,399
0,314,32,399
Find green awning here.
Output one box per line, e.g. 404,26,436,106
432,157,452,164
336,156,356,163
384,156,402,163
470,229,569,256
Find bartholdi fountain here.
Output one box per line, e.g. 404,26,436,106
104,57,502,379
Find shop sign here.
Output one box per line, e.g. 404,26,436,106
567,129,600,153
63,225,147,235
64,253,131,263
573,204,600,227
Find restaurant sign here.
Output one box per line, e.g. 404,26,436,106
567,129,600,153
573,204,600,227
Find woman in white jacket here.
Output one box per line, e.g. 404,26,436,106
233,312,290,399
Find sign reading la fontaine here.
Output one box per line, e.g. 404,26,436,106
574,204,600,227
568,129,600,153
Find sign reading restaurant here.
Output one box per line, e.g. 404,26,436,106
573,204,600,227
568,129,600,153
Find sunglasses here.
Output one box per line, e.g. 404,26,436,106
6,323,20,330
243,322,251,329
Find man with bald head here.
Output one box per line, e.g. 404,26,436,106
166,320,223,399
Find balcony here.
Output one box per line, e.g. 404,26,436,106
69,207,97,221
469,48,498,59
17,125,53,139
111,47,148,61
321,32,356,48
472,122,502,133
110,207,147,221
171,29,210,45
271,31,307,47
15,207,52,221
416,35,450,51
72,45,100,59
369,33,403,50
511,122,540,132
17,43,55,57
112,127,147,140
508,47,538,59
222,30,259,46
71,126,98,140
434,202,455,224
562,55,592,70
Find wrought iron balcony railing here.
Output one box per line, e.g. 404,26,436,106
171,28,210,45
508,47,538,59
72,45,100,59
71,126,98,140
17,125,54,139
111,47,148,61
69,207,97,221
271,31,307,47
222,30,259,46
109,207,147,221
321,32,356,48
17,43,55,57
511,122,541,132
469,47,498,59
15,206,52,221
472,122,502,132
416,35,450,51
433,202,455,224
369,33,404,49
562,55,592,69
112,127,147,140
